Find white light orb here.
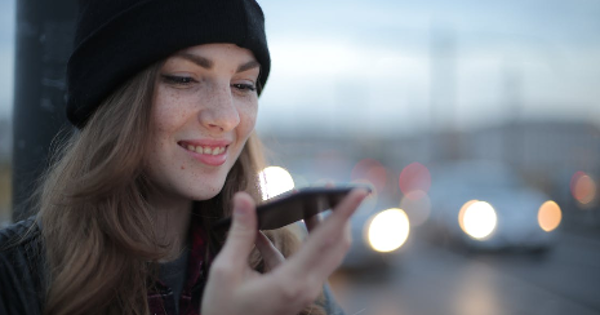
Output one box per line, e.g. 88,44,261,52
460,201,497,240
366,208,410,253
258,166,295,200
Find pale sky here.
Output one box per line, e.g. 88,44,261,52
1,0,599,135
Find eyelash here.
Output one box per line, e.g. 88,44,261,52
161,75,195,85
232,83,256,92
161,75,256,92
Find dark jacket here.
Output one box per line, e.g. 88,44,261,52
0,218,46,315
0,218,346,315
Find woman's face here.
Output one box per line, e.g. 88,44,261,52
145,43,260,204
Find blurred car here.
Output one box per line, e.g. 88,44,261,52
289,191,410,270
423,160,561,252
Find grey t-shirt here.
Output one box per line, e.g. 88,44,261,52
159,248,190,314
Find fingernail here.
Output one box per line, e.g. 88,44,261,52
355,188,369,196
234,196,247,217
235,208,244,218
235,204,247,218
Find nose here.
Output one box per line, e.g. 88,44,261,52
198,84,240,132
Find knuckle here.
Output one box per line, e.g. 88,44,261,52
305,284,321,304
279,282,313,306
279,283,300,301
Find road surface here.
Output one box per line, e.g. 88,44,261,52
330,228,600,315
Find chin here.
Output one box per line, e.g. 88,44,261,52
187,181,226,201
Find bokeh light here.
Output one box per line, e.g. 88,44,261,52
459,201,497,240
538,200,562,232
258,166,295,200
366,208,410,253
458,200,479,233
351,158,388,192
570,171,597,205
399,162,431,198
399,191,431,226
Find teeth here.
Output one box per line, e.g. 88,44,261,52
185,144,226,155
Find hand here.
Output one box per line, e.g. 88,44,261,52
201,189,368,315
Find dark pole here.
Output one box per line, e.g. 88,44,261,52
12,0,76,221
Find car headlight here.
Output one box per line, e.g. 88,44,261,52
365,208,410,253
538,200,561,232
458,200,497,240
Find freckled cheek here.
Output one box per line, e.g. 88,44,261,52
239,103,258,127
152,94,194,130
235,111,256,141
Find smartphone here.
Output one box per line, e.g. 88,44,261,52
212,185,371,231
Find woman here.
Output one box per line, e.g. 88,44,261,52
0,1,368,315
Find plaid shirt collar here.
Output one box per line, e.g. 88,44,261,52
148,210,210,315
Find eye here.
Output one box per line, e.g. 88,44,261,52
232,83,257,92
160,74,196,85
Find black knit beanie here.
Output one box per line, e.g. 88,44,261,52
66,0,270,128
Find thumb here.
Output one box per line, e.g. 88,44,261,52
219,192,258,268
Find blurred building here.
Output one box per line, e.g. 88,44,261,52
260,119,600,226
0,118,10,163
464,121,599,188
262,120,599,173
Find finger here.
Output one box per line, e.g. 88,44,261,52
283,189,368,279
317,188,368,232
304,214,321,233
304,181,332,232
218,192,258,270
255,231,285,271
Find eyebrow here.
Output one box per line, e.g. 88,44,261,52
174,53,213,69
236,60,260,73
173,53,260,73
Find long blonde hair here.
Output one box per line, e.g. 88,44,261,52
36,63,325,315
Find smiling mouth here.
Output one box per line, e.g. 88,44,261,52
178,142,228,156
